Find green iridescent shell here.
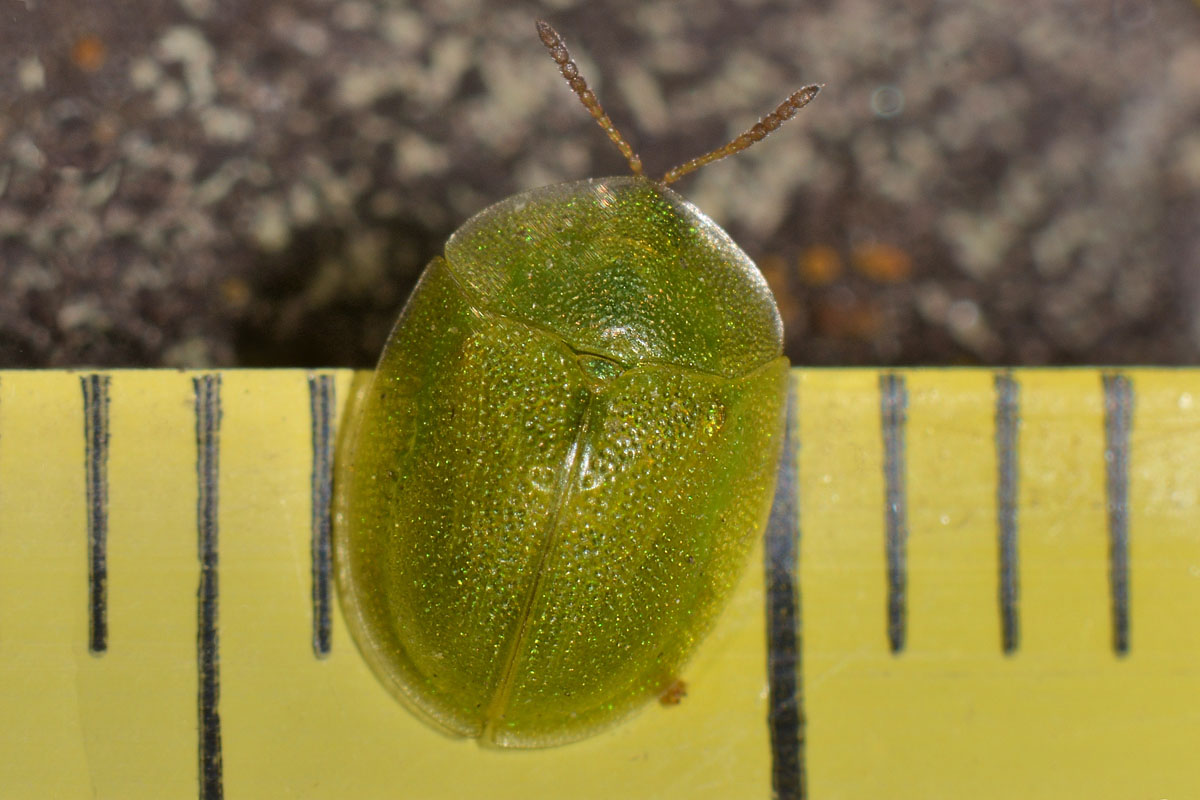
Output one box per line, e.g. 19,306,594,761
334,175,788,749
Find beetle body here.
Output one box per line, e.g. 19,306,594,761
334,175,789,748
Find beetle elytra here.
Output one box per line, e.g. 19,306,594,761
333,20,820,749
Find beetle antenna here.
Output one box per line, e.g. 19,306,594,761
661,84,822,185
536,20,644,177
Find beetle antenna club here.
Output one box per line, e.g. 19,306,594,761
661,84,822,185
536,19,644,176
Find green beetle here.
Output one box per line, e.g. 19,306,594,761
334,20,819,749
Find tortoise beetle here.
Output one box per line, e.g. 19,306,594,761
333,20,819,749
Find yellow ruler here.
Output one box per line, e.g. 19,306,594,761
0,368,1197,799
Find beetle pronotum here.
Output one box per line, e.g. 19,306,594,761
333,20,820,749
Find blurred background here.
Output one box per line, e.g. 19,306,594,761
1,0,1198,369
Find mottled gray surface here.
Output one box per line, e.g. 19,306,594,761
2,0,1198,368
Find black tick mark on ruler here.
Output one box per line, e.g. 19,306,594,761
880,373,909,655
765,383,805,800
1102,372,1133,657
194,374,224,800
82,374,112,655
308,373,336,658
994,371,1021,655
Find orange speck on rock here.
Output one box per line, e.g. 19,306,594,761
220,277,252,310
798,245,842,286
814,295,885,340
851,242,912,283
72,34,108,72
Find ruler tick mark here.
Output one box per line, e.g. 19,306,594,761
1102,372,1133,657
880,373,909,655
194,374,225,800
308,372,336,658
994,371,1020,655
766,383,804,800
81,374,111,655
